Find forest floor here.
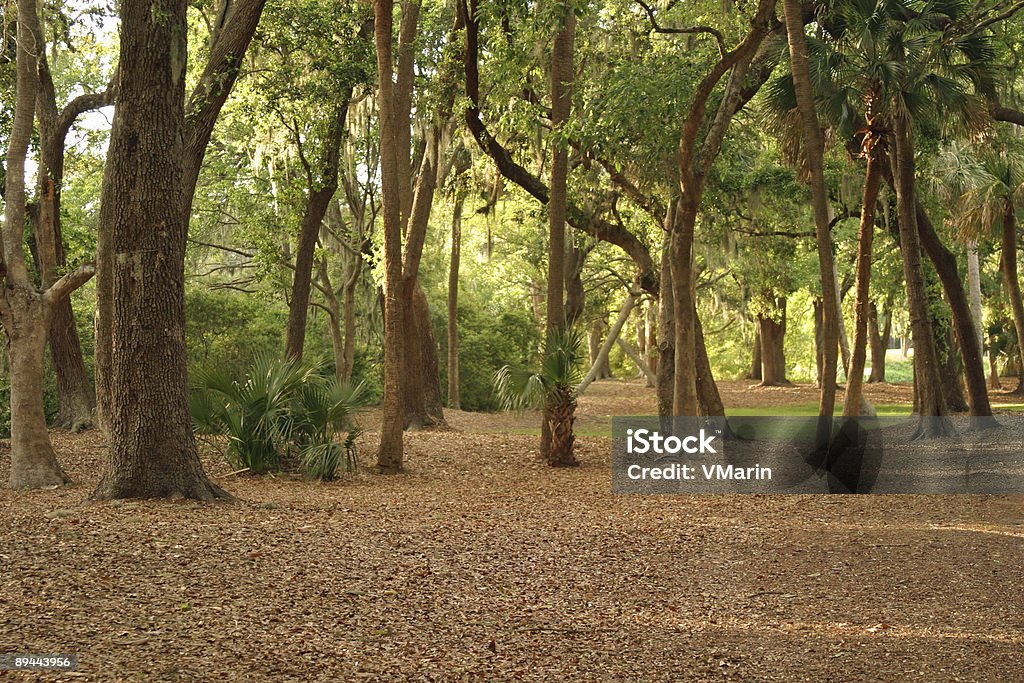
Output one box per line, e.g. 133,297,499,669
1,380,1022,682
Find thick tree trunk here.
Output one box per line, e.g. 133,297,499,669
670,200,700,415
403,283,445,428
783,0,839,432
867,302,890,383
95,0,268,432
447,195,463,408
7,298,70,489
758,298,788,386
843,143,881,416
1001,200,1024,394
564,239,586,326
891,116,949,436
694,310,726,417
92,0,228,500
375,0,407,473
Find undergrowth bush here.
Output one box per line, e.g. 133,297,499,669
189,354,364,480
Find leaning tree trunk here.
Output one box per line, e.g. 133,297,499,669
91,0,228,500
403,283,445,428
891,116,949,436
783,0,839,433
1001,199,1024,394
843,137,881,416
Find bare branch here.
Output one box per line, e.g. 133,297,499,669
633,0,727,57
44,261,96,304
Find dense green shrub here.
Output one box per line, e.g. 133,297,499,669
189,354,364,480
438,306,540,411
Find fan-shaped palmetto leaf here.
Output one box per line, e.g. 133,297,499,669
188,353,365,475
493,326,584,412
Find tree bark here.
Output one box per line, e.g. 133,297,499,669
891,116,950,436
758,298,789,386
94,0,268,431
656,222,675,419
867,301,890,383
92,0,228,500
843,142,882,416
284,97,352,359
577,292,636,395
783,0,839,433
748,328,762,380
447,194,463,409
541,0,576,466
374,0,407,473
1001,199,1024,394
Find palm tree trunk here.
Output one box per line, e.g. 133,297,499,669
843,143,882,416
447,194,463,409
542,0,575,462
783,0,840,438
892,116,950,437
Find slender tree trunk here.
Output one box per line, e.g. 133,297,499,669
447,194,463,409
867,301,890,383
1001,199,1024,394
542,0,576,466
657,229,675,418
843,142,882,416
342,261,361,382
967,243,984,359
616,338,657,386
891,116,949,436
577,292,636,395
913,197,993,420
375,0,406,473
783,0,839,433
92,0,228,500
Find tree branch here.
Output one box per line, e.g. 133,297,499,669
633,0,726,57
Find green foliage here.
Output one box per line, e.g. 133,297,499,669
189,354,365,480
493,326,584,412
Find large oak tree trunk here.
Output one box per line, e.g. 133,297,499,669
758,298,788,386
374,0,406,473
91,0,227,501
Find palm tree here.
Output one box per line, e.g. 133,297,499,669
494,327,583,467
933,139,1024,393
768,0,996,436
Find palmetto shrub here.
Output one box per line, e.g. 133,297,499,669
189,354,364,480
493,326,583,466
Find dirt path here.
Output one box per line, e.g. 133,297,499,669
1,382,1022,682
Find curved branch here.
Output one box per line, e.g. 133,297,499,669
633,0,727,57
